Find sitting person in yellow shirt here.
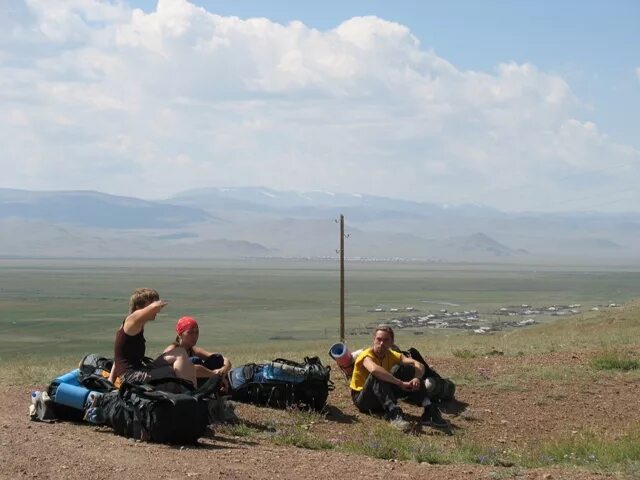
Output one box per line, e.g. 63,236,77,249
350,325,447,431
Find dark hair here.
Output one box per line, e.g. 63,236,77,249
374,325,395,341
128,288,160,314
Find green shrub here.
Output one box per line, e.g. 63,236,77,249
271,428,333,450
592,351,640,371
528,429,640,471
218,423,257,438
452,349,478,359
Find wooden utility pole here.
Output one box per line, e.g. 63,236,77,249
339,214,345,342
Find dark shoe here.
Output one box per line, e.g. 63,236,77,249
421,405,448,429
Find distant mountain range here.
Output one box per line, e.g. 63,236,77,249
0,188,211,228
0,187,638,263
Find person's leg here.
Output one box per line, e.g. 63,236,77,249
161,347,197,386
390,364,448,428
353,376,383,413
354,373,402,417
390,364,428,406
352,372,412,431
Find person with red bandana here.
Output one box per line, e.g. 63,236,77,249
165,316,232,386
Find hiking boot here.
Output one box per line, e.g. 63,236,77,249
421,404,448,429
388,412,411,432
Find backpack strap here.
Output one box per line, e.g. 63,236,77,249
119,382,177,405
406,347,442,379
147,376,194,389
140,357,156,368
193,375,220,400
303,356,321,364
78,373,116,393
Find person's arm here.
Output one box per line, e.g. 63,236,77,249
220,355,232,375
107,363,116,384
192,345,213,358
193,346,232,376
398,355,424,390
123,300,167,336
362,356,414,391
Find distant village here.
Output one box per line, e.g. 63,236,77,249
361,302,621,335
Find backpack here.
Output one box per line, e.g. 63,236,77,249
77,353,118,391
228,356,333,411
96,377,211,444
403,347,456,402
46,356,117,422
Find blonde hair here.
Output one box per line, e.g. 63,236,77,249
128,288,160,314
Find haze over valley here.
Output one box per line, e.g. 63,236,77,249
1,187,638,263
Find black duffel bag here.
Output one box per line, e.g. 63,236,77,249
97,377,210,444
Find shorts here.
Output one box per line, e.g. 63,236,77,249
121,355,175,385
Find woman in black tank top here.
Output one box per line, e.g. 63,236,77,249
109,289,197,387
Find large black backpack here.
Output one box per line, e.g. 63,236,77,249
97,377,211,444
403,347,456,402
228,356,333,411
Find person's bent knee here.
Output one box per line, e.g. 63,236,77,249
392,364,416,381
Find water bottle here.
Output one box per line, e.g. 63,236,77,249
31,391,42,405
264,362,304,383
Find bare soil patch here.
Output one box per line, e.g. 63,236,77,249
3,348,638,479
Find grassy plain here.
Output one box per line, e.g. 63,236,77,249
1,258,640,382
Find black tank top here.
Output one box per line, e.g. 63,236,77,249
113,322,146,378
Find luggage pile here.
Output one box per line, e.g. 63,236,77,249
30,354,218,444
30,354,334,444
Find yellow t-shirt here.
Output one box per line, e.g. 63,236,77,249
349,347,402,391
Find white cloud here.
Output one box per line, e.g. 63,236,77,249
1,0,639,212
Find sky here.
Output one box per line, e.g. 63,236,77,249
1,0,639,212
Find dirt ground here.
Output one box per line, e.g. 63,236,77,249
3,348,638,479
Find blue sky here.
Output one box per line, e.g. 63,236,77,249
1,0,639,212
